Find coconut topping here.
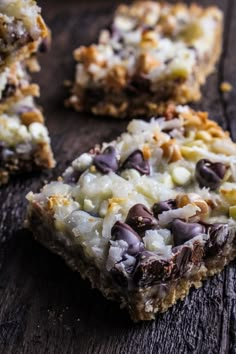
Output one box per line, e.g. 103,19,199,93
27,106,236,279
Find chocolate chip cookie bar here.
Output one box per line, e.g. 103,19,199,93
68,1,223,118
0,95,55,185
0,0,48,69
26,105,236,321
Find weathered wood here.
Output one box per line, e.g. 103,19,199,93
0,0,236,353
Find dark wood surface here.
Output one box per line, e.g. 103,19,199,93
0,0,236,353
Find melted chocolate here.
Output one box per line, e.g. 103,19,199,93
195,159,226,190
121,150,150,175
205,223,229,257
172,219,206,247
125,204,158,235
111,221,144,256
152,199,177,217
94,146,118,174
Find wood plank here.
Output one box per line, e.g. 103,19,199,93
0,0,236,353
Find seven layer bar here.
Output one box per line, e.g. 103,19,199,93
68,1,223,118
0,0,55,185
26,106,236,321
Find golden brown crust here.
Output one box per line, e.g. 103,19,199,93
27,205,236,322
34,142,56,169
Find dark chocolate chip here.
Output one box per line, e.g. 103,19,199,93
210,162,227,179
125,75,151,96
1,83,16,100
164,58,173,65
94,146,118,174
121,150,150,175
63,169,81,184
125,203,158,234
195,159,226,190
85,88,105,107
191,241,205,264
133,251,172,287
111,221,144,256
152,199,177,218
172,245,192,278
205,223,229,257
172,219,206,247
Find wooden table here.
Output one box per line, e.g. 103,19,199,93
0,0,236,352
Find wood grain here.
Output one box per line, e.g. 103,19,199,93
0,1,236,353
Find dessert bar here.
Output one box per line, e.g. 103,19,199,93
26,105,236,321
68,1,223,118
0,0,48,69
0,96,55,185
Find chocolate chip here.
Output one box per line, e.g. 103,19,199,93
111,221,144,256
172,219,206,246
133,251,172,287
85,88,105,107
195,159,226,190
121,150,150,175
125,203,158,235
63,169,81,184
172,245,192,278
125,75,151,96
205,223,229,257
191,242,204,264
152,199,177,218
94,146,118,174
164,58,173,65
1,83,16,100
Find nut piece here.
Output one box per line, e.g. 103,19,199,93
74,46,105,67
183,111,228,139
140,30,158,49
21,111,44,125
137,53,160,74
176,193,209,219
142,144,151,160
220,81,233,93
107,65,127,91
161,139,182,163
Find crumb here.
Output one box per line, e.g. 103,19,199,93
220,81,233,93
64,80,72,87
